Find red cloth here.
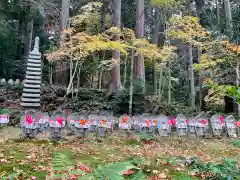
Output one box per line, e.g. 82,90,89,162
234,121,240,127
201,119,207,125
57,116,63,125
219,115,224,124
122,115,128,123
145,120,151,127
25,115,33,124
168,118,176,126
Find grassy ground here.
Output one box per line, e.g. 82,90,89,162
0,127,240,179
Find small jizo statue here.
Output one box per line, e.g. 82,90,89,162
119,114,131,130
210,114,224,137
20,110,39,138
97,116,107,138
74,114,89,138
88,114,99,132
175,114,188,137
225,115,238,138
157,115,171,137
67,112,77,131
0,109,9,124
49,111,66,140
139,113,152,134
37,112,49,132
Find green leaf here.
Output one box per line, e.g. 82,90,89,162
210,166,221,174
52,150,75,171
130,170,146,180
94,161,139,180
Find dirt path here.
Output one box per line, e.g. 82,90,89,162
0,126,20,139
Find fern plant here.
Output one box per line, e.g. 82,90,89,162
190,157,240,179
50,150,146,179
52,150,74,171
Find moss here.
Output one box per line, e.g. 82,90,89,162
171,172,196,179
10,138,60,146
124,139,141,146
0,163,47,179
76,153,103,167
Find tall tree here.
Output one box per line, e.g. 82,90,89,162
151,8,160,94
23,17,34,63
224,0,233,39
55,0,70,86
134,0,145,90
110,0,122,93
188,0,196,107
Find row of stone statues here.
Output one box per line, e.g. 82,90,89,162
0,110,239,139
0,78,22,85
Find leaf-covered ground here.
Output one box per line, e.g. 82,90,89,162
0,127,240,179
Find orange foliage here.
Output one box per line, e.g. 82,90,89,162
221,40,240,53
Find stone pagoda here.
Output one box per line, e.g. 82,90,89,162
20,37,42,108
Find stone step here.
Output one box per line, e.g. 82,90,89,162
24,79,41,84
23,88,41,93
29,54,41,59
20,102,40,107
27,67,41,71
25,75,41,80
26,71,41,75
27,63,41,67
21,98,40,102
22,93,40,98
28,59,41,63
24,84,41,89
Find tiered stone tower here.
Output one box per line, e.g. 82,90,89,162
20,37,42,108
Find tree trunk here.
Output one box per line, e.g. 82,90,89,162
168,68,171,105
123,55,128,87
101,1,108,31
129,52,134,116
16,13,26,65
152,9,160,94
194,0,205,111
224,0,233,40
195,0,205,25
60,0,70,41
236,59,240,116
110,0,122,93
134,0,145,89
158,64,163,101
56,0,70,86
216,0,221,28
24,18,34,63
189,45,195,106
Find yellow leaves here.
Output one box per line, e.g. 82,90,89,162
221,40,240,53
46,25,176,63
160,45,177,61
122,28,136,42
106,27,121,35
132,39,176,60
191,17,199,23
194,53,226,70
203,78,213,85
204,84,228,107
150,0,183,8
168,16,210,46
71,2,106,34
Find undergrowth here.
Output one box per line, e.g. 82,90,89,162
48,150,147,179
